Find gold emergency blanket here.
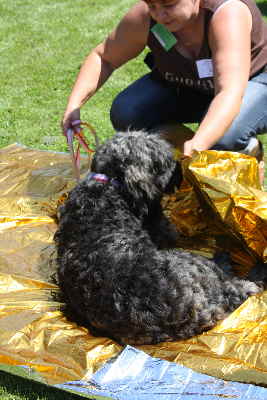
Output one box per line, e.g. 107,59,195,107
164,151,267,274
0,138,267,386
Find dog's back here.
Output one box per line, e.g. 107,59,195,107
55,131,263,345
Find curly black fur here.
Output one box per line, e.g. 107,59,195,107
55,130,264,345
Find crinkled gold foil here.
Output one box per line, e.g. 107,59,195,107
141,292,267,385
0,136,267,386
163,146,267,272
0,144,91,218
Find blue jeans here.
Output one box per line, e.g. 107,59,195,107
110,71,267,151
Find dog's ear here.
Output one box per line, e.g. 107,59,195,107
91,150,121,178
91,152,110,174
124,161,182,202
124,164,160,202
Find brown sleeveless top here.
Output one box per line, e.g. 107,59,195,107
147,0,267,94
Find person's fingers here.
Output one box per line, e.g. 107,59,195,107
61,110,81,136
183,140,193,157
71,119,81,133
180,154,191,161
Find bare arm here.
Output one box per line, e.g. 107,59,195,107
62,1,149,133
184,1,252,155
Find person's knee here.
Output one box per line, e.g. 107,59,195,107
212,123,251,152
213,136,241,151
110,93,144,131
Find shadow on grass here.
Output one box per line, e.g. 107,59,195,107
0,371,86,400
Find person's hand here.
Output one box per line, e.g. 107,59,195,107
61,108,81,136
183,138,208,157
183,139,196,157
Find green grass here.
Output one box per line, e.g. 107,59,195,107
1,0,267,153
0,0,147,152
0,371,83,400
1,0,267,398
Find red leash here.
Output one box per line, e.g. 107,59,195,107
66,121,99,182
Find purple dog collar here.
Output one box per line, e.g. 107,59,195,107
88,173,109,183
87,173,121,188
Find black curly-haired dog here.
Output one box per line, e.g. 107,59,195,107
55,130,264,345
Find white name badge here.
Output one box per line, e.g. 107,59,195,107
196,59,214,78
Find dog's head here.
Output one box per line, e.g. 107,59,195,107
90,130,182,203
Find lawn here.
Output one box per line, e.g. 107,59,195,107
1,0,267,398
0,0,146,152
0,370,83,400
